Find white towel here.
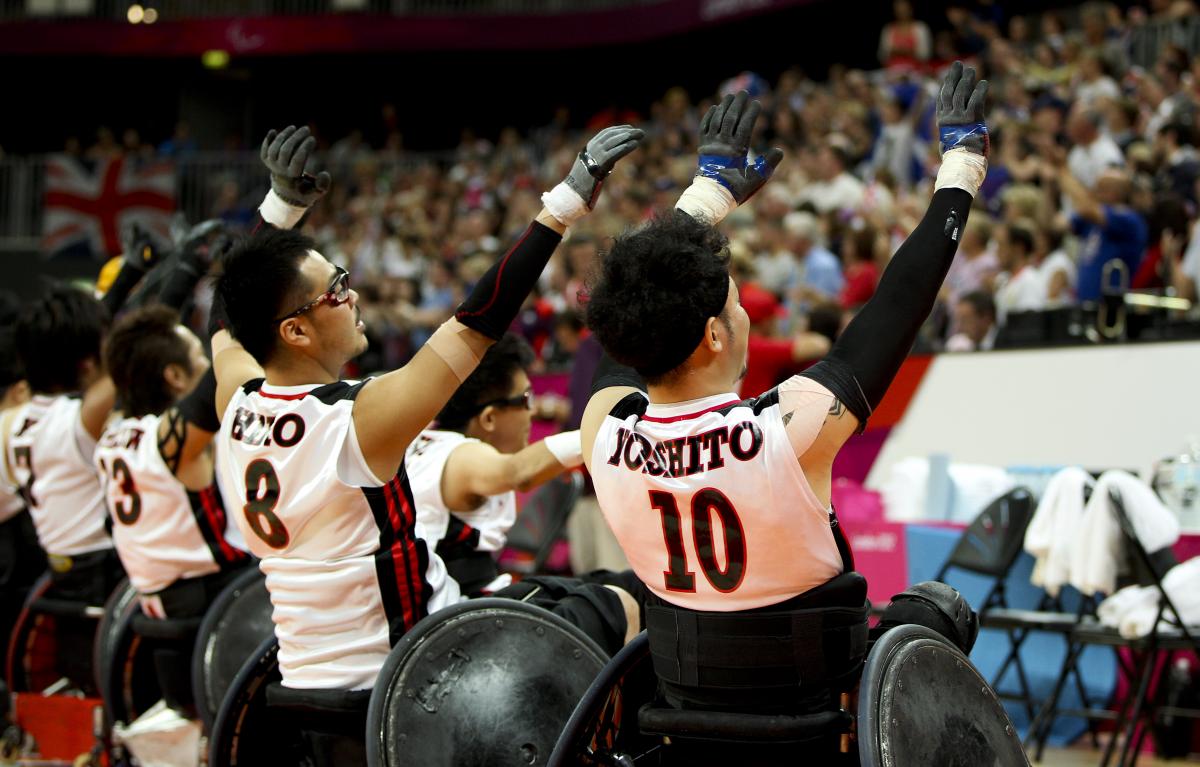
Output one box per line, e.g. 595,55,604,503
1098,557,1200,638
1069,470,1180,597
1024,467,1092,597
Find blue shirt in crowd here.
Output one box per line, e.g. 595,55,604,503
1072,206,1147,301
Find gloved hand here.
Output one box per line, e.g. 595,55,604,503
696,90,783,203
563,125,645,209
936,61,989,157
260,125,332,207
122,223,170,272
176,219,228,272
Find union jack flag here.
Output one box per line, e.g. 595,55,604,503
42,155,176,259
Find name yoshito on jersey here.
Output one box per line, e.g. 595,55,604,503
604,420,763,477
592,391,843,612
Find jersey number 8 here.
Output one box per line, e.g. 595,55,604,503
244,459,290,549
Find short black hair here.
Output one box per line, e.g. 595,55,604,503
104,305,194,417
959,290,996,321
0,330,23,393
15,285,109,393
1005,223,1034,255
435,333,533,432
214,228,316,364
586,211,730,384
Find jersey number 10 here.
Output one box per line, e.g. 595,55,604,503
650,488,746,593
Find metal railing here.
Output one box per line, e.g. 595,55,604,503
1129,15,1200,71
2,0,667,22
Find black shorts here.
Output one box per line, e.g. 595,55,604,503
492,571,643,656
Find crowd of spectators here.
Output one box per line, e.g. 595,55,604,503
64,0,1200,379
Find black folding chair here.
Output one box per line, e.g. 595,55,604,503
1027,488,1200,766
503,471,583,576
928,487,1085,724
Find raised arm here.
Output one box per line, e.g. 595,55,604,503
582,91,782,465
796,61,989,464
442,431,582,508
354,127,644,480
211,127,328,418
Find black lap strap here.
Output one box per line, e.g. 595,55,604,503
646,602,868,691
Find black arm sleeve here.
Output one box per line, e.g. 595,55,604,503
100,262,146,317
454,221,563,340
591,349,646,396
802,187,972,429
176,367,220,433
157,259,204,311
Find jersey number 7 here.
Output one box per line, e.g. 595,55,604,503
649,488,746,593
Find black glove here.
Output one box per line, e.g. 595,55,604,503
563,125,645,209
177,219,228,272
122,223,170,273
696,90,783,203
936,61,990,157
260,125,332,207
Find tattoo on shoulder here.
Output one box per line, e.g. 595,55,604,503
158,408,189,475
827,398,846,418
782,410,794,426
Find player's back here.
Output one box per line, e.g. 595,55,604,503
590,388,843,612
95,413,247,595
4,394,110,557
216,379,460,690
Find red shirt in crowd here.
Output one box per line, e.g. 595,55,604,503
840,261,879,309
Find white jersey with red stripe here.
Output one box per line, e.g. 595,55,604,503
406,429,516,593
406,429,516,552
216,379,461,690
2,394,111,557
590,384,843,612
94,414,249,595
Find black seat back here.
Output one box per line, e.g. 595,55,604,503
941,487,1034,579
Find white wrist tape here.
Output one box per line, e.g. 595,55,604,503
426,318,484,383
258,189,309,230
934,149,988,197
541,183,590,227
544,430,583,469
675,176,737,224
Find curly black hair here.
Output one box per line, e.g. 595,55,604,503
435,333,533,432
104,305,194,418
214,228,315,364
15,285,110,394
585,211,730,383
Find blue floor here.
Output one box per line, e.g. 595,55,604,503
907,525,1118,747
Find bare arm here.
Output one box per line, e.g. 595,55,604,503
1059,167,1105,226
212,330,266,420
156,410,216,491
791,332,831,363
79,376,116,441
441,439,572,510
581,386,641,472
352,323,493,480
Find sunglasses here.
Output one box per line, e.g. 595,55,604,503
477,390,533,412
275,266,352,322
